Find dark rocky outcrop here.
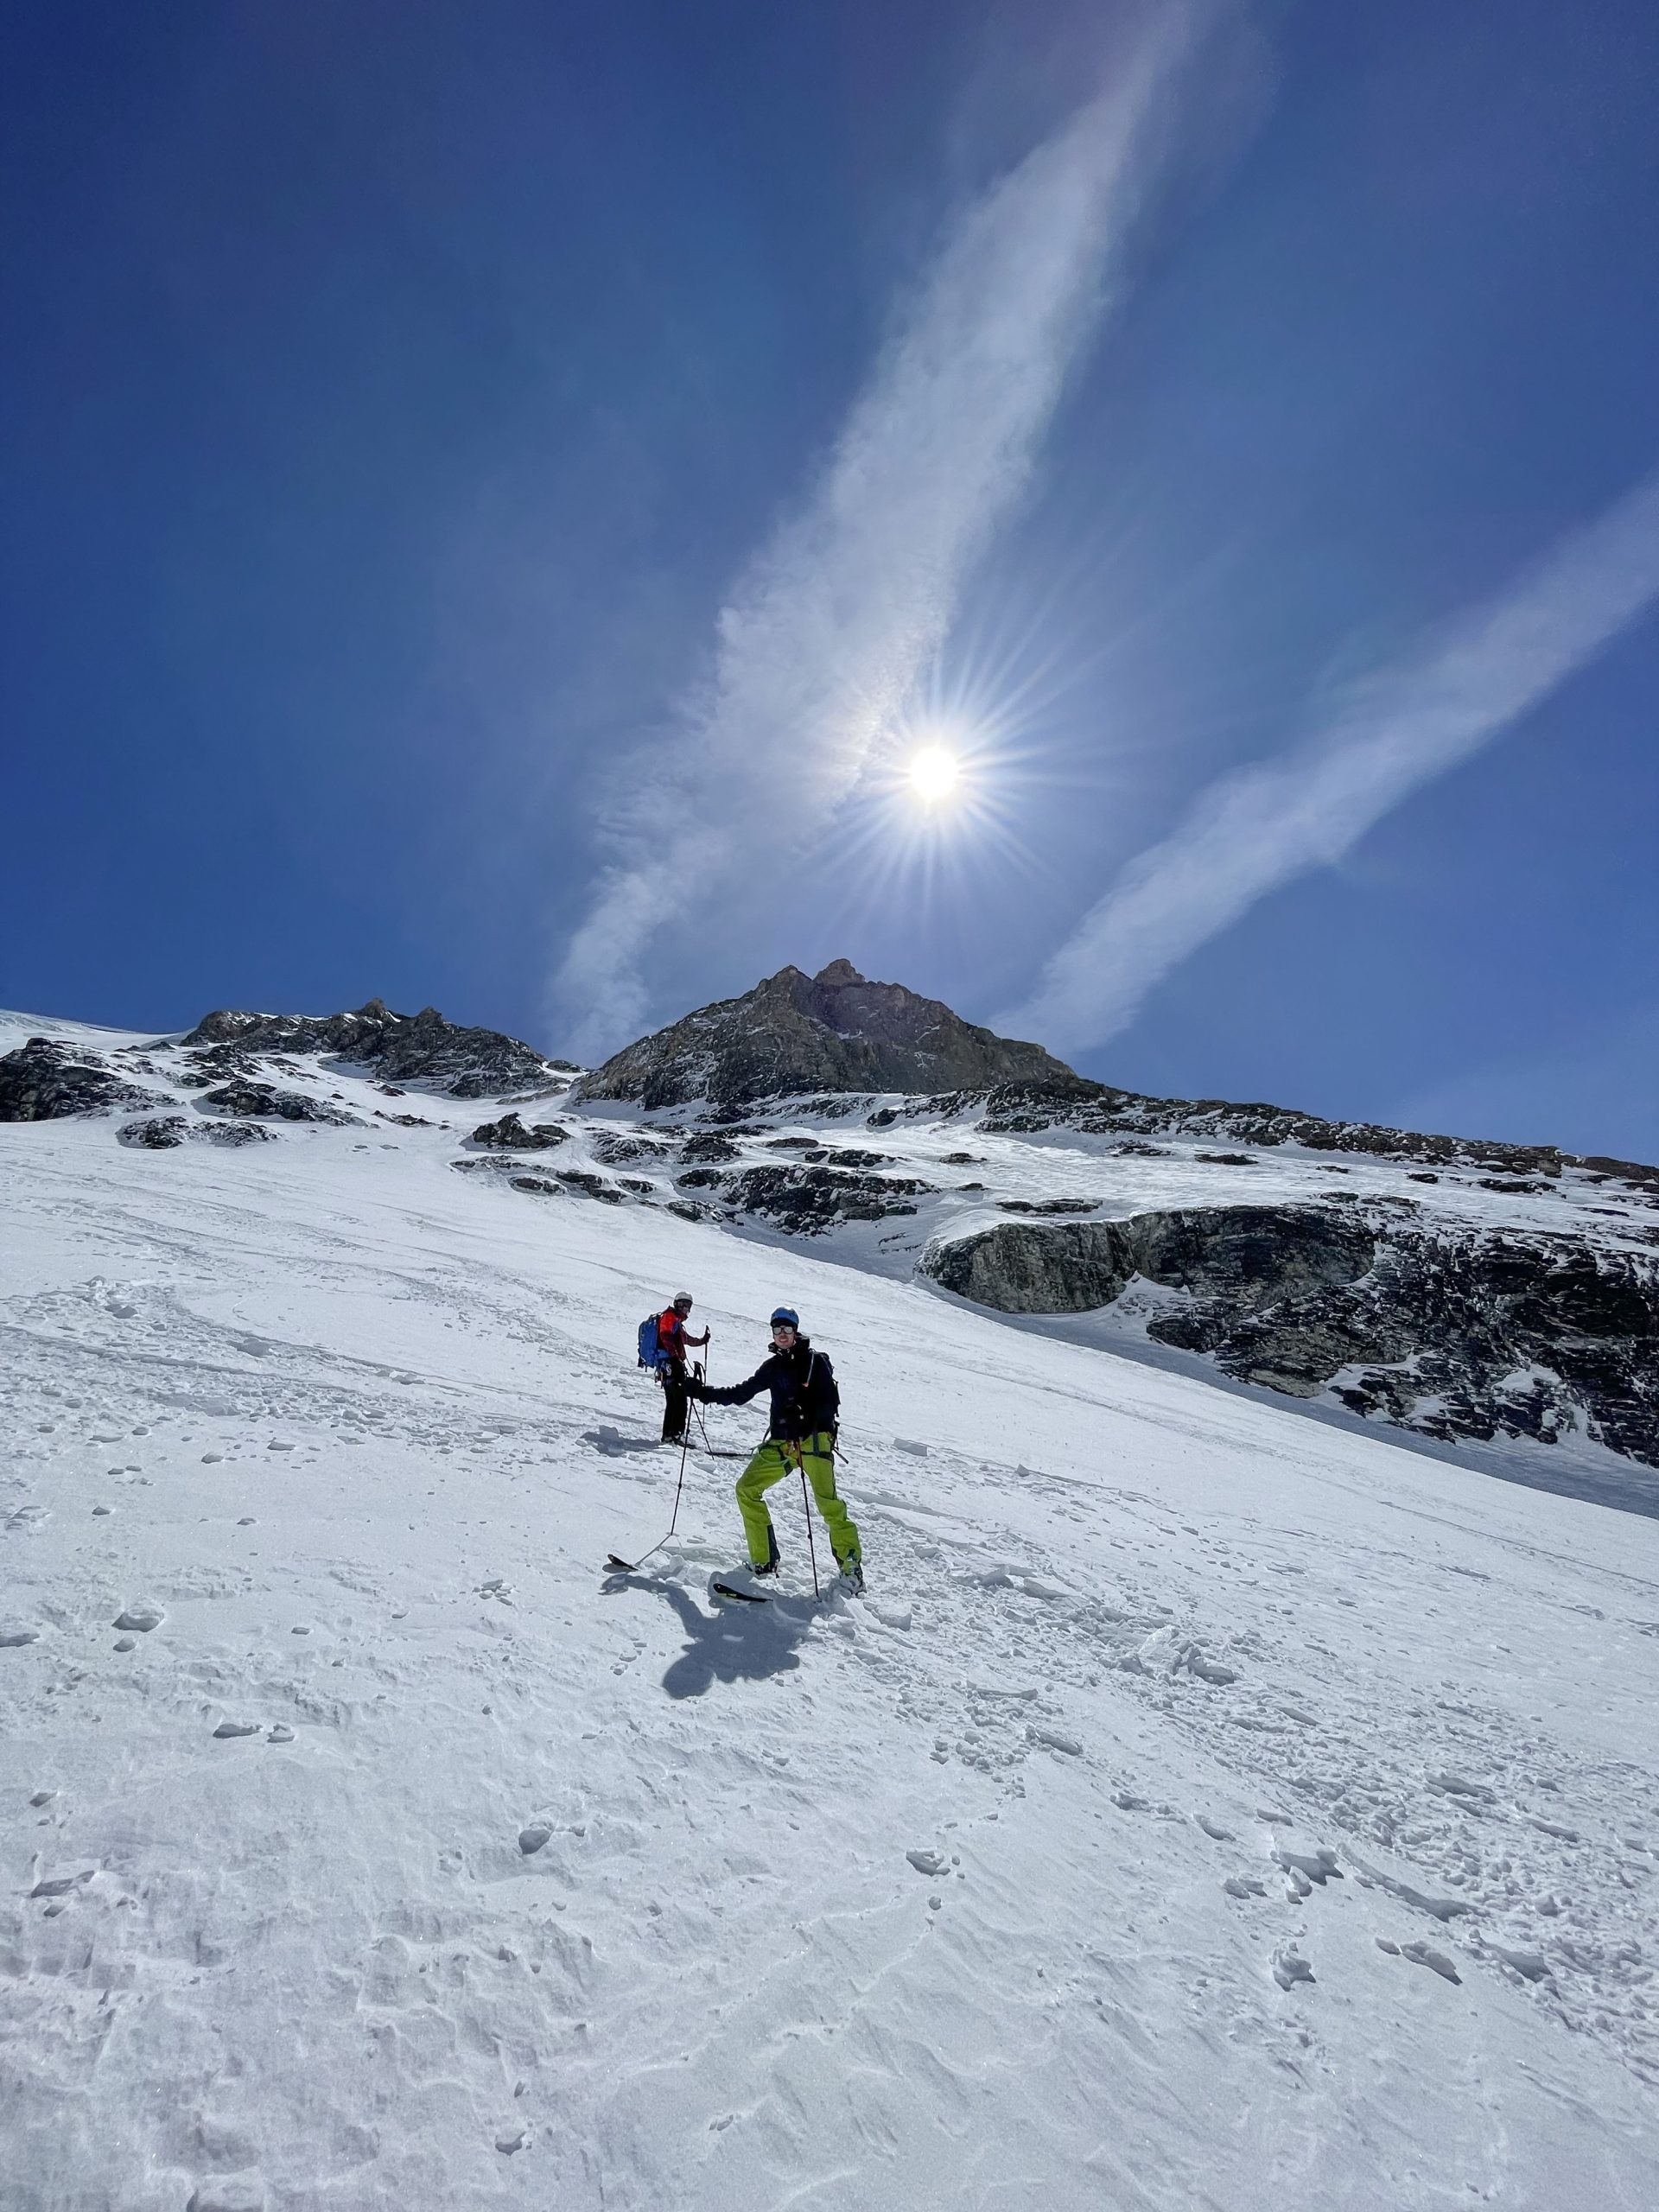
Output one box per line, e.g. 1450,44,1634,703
119,1116,190,1149
118,1116,274,1150
588,1130,670,1166
721,1162,935,1235
552,1169,623,1205
200,1082,361,1126
997,1197,1101,1217
0,1038,156,1122
469,1113,569,1151
183,999,575,1097
925,1207,1659,1468
929,1205,1376,1316
573,961,1090,1111
681,1132,741,1163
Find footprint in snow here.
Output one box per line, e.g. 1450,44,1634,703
186,2180,267,2212
113,1606,163,1633
518,1825,552,1856
906,1848,947,1876
2,1624,42,1647
495,2126,531,2155
213,1720,261,1739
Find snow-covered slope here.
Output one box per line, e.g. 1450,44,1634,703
5,1014,1659,2209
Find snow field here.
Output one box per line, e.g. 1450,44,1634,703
3,1103,1659,2209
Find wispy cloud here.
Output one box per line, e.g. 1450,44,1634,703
553,10,1208,1062
1000,467,1659,1055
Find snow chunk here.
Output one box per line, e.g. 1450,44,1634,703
1401,1941,1462,1985
1273,1948,1315,1989
112,1606,163,1633
1274,1842,1343,1887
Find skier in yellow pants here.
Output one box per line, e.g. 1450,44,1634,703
688,1306,864,1593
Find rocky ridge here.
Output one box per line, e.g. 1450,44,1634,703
572,960,1086,1110
184,998,575,1097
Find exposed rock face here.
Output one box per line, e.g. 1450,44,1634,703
469,1113,569,1151
573,961,1089,1110
588,1130,670,1166
200,1081,361,1126
184,1000,574,1097
718,1162,935,1235
925,1207,1659,1468
118,1116,274,1150
997,1197,1101,1217
930,1205,1375,1314
681,1132,740,1163
0,1038,156,1122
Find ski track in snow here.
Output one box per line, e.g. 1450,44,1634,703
3,1053,1659,2207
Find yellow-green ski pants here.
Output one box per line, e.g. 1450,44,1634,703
736,1432,861,1570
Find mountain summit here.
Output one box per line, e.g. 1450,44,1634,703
573,960,1090,1111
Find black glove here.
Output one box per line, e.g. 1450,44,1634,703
683,1376,706,1400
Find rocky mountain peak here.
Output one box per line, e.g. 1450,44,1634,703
181,1000,574,1098
573,961,1093,1111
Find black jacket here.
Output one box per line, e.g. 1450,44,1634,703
697,1337,839,1442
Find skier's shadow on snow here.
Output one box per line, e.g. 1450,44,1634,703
603,1572,812,1698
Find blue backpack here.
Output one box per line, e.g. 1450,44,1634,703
637,1313,668,1370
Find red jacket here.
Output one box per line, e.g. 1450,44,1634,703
657,1308,707,1362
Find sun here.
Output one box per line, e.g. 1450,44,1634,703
907,746,960,805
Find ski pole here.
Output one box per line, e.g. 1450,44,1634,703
607,1382,692,1576
796,1445,820,1598
607,1424,689,1576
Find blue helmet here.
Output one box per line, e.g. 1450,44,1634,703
769,1306,800,1329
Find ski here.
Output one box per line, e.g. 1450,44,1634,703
605,1553,640,1573
710,1580,768,1604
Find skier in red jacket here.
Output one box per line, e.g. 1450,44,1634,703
656,1293,709,1444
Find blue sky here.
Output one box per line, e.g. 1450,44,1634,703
3,2,1657,1160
